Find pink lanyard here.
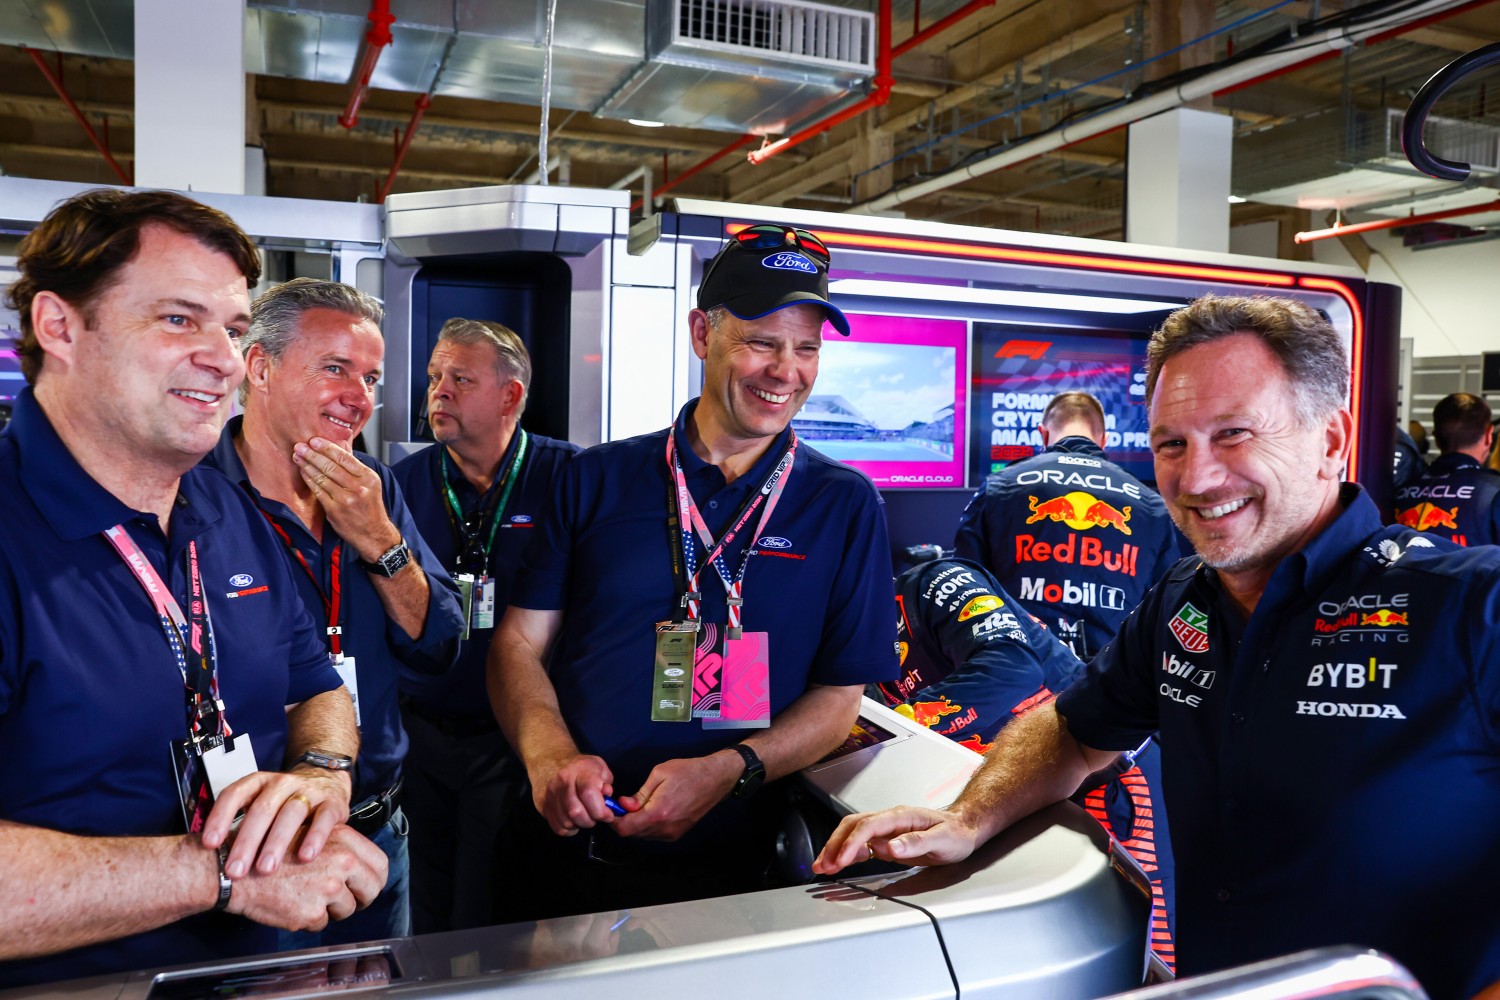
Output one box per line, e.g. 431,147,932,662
665,431,797,637
103,525,228,740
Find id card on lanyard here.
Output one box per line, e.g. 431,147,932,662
441,431,528,638
257,511,360,728
103,525,258,834
658,431,795,728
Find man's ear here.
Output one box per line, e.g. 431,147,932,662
504,378,525,418
244,343,273,396
1319,408,1355,480
30,291,81,370
688,309,712,362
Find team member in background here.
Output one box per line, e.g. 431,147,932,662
955,391,1180,658
491,224,898,917
1393,424,1425,493
817,295,1500,1000
1394,393,1500,546
204,277,465,946
884,553,1174,966
0,190,385,988
393,318,578,933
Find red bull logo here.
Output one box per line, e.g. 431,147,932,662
1024,492,1133,535
1360,609,1409,627
898,696,963,729
957,734,990,755
1395,503,1459,532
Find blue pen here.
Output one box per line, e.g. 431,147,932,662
604,796,627,817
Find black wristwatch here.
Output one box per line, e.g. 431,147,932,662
728,744,766,800
359,540,411,578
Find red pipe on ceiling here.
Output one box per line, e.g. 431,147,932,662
638,133,756,210
1293,198,1500,243
339,0,396,129
22,46,132,185
377,91,432,203
747,0,893,166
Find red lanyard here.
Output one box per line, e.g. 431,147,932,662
665,430,797,636
258,513,344,658
103,525,228,740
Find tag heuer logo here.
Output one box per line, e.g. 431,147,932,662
1170,602,1210,653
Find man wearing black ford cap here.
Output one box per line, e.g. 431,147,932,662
490,224,898,917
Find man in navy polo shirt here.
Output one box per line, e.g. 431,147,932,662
0,190,386,988
1394,393,1500,546
956,391,1181,658
393,318,578,933
203,277,465,946
817,295,1500,999
491,224,898,916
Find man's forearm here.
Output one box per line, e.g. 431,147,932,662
950,702,1117,843
368,561,430,641
738,683,863,781
285,687,360,767
0,821,217,960
488,621,577,774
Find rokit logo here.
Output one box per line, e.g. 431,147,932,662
1019,576,1126,610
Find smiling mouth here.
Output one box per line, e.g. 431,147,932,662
170,389,221,404
325,414,355,432
1195,498,1251,520
749,387,791,405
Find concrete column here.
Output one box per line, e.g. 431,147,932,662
1125,107,1232,253
134,0,246,193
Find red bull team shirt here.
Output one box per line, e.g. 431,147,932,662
955,436,1183,658
1055,483,1500,999
1393,451,1500,547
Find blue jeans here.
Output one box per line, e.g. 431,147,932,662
279,807,410,950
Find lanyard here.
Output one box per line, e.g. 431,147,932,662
664,430,797,636
257,511,344,658
103,525,227,740
439,429,529,568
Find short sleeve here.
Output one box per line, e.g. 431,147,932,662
812,484,899,686
509,450,580,611
1054,579,1165,751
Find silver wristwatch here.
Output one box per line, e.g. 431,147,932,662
360,540,411,578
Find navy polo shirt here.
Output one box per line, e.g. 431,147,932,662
0,390,340,988
955,436,1182,659
512,400,898,839
1056,484,1500,999
392,431,579,719
1394,451,1500,547
203,417,465,803
882,558,1085,750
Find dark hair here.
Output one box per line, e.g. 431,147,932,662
1146,295,1348,421
1432,392,1493,453
6,188,261,384
1041,391,1106,439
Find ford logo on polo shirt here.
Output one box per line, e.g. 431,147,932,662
229,574,254,588
759,536,793,549
761,251,817,274
510,514,532,523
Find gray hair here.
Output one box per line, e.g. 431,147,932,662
241,277,384,401
436,317,532,414
704,305,730,333
1146,295,1348,422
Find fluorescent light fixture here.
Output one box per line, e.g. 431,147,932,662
1227,195,1247,204
828,279,1182,314
628,119,665,128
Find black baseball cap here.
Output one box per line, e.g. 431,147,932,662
697,224,851,336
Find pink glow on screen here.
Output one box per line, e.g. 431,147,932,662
796,313,967,489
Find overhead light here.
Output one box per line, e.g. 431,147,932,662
827,279,1182,314
1227,195,1247,204
628,119,665,128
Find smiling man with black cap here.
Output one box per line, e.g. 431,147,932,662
489,224,899,918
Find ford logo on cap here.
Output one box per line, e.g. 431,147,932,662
229,574,254,588
761,251,817,274
759,536,792,549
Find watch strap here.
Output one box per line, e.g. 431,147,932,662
359,540,410,578
213,844,233,912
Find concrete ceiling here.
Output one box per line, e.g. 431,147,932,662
1,0,1498,247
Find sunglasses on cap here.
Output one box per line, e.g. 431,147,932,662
732,224,830,262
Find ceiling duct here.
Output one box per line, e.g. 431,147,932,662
594,0,875,133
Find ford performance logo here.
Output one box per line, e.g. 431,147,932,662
761,251,817,274
759,536,793,549
229,574,254,588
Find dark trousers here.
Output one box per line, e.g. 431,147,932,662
401,704,524,934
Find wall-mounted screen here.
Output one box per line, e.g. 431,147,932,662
794,313,968,489
969,324,1153,485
